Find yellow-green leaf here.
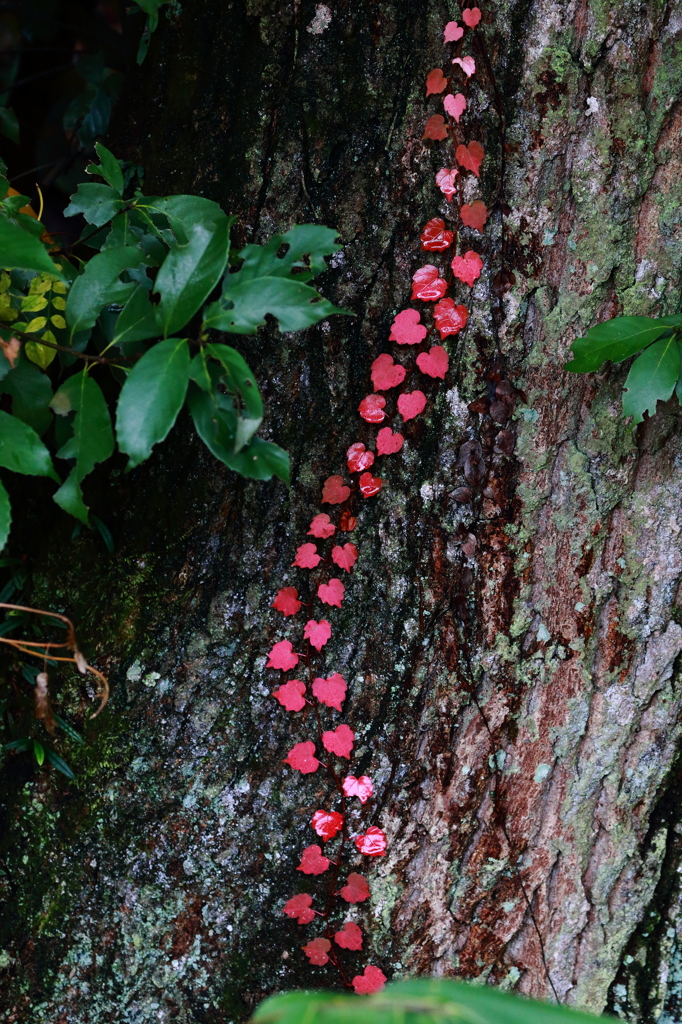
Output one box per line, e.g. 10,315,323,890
52,296,66,310
50,315,67,330
21,294,48,312
25,316,47,333
25,341,56,369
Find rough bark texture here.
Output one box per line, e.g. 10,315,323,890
2,1,682,1022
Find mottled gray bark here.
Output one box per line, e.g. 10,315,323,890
2,1,682,1022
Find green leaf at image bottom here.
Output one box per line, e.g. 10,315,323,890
116,337,190,469
188,385,289,484
0,479,10,552
252,980,601,1024
622,336,681,424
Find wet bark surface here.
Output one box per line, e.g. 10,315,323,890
2,1,682,1022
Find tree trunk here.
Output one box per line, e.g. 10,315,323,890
2,1,682,1021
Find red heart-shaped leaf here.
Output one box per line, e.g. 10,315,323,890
443,20,464,41
412,265,448,301
456,140,484,176
460,200,488,231
272,587,302,616
312,672,347,711
451,250,483,286
462,7,481,28
425,68,448,95
420,218,454,252
389,308,428,345
417,345,450,379
397,391,427,422
272,679,306,711
433,299,469,339
376,427,404,455
435,168,458,202
359,472,383,498
334,922,363,950
347,442,375,473
371,353,406,391
358,394,387,423
423,114,448,140
321,475,351,504
444,92,467,122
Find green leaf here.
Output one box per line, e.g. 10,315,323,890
0,411,59,482
52,371,115,524
65,246,148,338
91,142,125,194
252,980,601,1024
153,217,231,336
116,338,190,469
0,352,54,435
0,479,10,552
64,183,125,227
112,284,159,345
0,216,63,278
43,746,75,779
236,224,342,284
53,713,84,745
33,738,45,766
204,278,348,335
139,195,231,245
622,336,681,424
204,343,263,450
188,384,289,483
565,315,682,373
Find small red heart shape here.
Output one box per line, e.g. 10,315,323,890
371,353,407,391
358,394,386,423
397,391,427,422
376,427,404,456
462,7,481,28
347,442,375,473
321,475,351,504
359,472,383,498
416,345,450,380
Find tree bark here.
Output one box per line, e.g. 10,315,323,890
2,1,682,1021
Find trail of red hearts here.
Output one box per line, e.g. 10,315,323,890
266,6,487,994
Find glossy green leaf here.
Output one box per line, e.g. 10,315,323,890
153,217,231,336
64,183,125,227
188,383,289,483
0,216,63,277
204,277,348,334
0,479,10,552
65,246,147,338
33,739,45,766
43,746,75,779
0,411,59,482
565,315,682,373
112,284,159,345
0,353,54,435
91,142,124,194
139,195,231,245
52,371,115,524
622,336,681,424
253,980,600,1024
235,224,341,283
116,337,190,469
204,343,262,449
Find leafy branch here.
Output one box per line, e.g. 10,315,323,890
0,142,351,553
